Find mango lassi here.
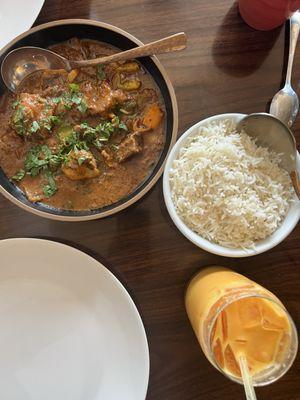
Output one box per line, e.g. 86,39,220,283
211,297,291,377
185,267,298,385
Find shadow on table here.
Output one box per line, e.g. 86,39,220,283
212,1,282,78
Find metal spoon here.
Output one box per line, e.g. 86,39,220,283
237,113,300,198
1,32,187,93
269,11,300,127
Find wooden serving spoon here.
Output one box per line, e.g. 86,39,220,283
1,32,187,92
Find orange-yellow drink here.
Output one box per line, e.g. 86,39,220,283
185,267,298,385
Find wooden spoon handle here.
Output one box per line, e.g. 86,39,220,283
69,32,187,69
290,170,300,199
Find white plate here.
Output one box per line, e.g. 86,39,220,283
163,113,300,257
0,0,44,49
0,238,149,400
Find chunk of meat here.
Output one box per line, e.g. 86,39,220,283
61,150,100,180
12,93,56,138
82,39,116,59
19,93,48,120
24,188,44,202
101,148,117,168
105,62,122,83
39,70,69,92
19,69,68,96
81,81,127,116
136,88,158,109
50,38,88,61
22,176,45,202
116,132,143,163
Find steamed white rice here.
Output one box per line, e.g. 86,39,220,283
169,119,294,249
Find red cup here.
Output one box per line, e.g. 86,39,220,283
239,0,300,30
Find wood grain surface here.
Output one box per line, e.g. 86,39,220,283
1,1,299,399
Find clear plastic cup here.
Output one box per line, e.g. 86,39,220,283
185,267,298,385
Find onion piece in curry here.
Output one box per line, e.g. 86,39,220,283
0,38,165,210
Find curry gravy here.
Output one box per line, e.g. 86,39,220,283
0,38,165,210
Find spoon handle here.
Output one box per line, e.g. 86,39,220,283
290,170,300,199
69,32,187,69
286,11,300,86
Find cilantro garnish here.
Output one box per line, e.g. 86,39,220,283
12,169,25,181
46,116,61,131
12,105,25,136
28,116,61,134
119,121,128,131
69,83,80,92
53,85,88,114
77,100,88,114
43,172,57,198
24,145,57,177
110,144,119,151
49,115,61,125
79,117,127,148
97,64,106,80
57,127,89,155
20,113,127,196
64,102,73,111
12,100,20,109
52,97,62,104
77,155,88,165
70,92,82,105
30,121,40,133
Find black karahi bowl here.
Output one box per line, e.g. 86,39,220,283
0,19,178,221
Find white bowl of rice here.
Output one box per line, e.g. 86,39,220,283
163,113,300,257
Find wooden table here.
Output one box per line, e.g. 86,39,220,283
1,1,299,399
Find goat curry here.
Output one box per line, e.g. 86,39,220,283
0,38,165,210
